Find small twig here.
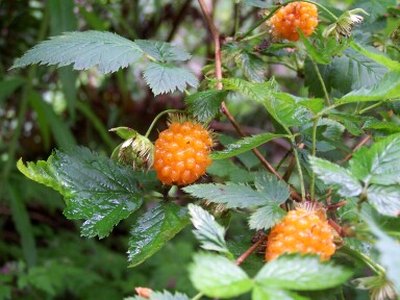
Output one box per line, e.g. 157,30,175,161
339,135,371,163
327,200,347,211
236,235,265,266
328,219,344,236
310,58,330,106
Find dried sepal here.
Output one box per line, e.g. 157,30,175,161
323,8,368,40
110,127,154,171
352,276,397,300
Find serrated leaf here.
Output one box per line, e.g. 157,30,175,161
183,183,267,208
211,133,287,160
367,185,400,217
12,31,143,74
188,204,230,254
128,203,189,267
364,218,400,294
243,0,273,8
350,134,400,185
143,62,198,96
135,39,191,62
252,286,309,300
18,146,152,238
235,51,266,82
255,255,352,290
338,71,400,103
305,49,387,98
249,204,286,231
350,42,400,71
309,156,363,197
254,172,290,203
185,90,226,122
189,253,253,298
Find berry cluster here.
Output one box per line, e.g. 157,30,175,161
154,120,213,186
265,208,336,261
269,1,318,41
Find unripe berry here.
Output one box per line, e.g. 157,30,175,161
265,207,336,261
154,119,213,185
269,2,319,41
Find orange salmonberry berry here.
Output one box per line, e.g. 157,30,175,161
154,120,213,186
265,208,336,261
269,1,318,41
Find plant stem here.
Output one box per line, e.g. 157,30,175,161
310,117,319,200
357,101,387,115
340,245,386,276
291,138,306,200
236,235,265,266
191,292,203,300
198,0,286,182
239,6,281,40
310,58,330,106
144,109,184,138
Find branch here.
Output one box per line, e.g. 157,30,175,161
236,233,265,265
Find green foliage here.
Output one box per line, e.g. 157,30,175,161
189,253,253,298
211,133,288,160
185,90,227,122
12,31,197,96
254,255,353,291
128,203,189,267
309,156,362,197
18,146,156,238
143,62,198,95
188,204,230,255
183,183,266,208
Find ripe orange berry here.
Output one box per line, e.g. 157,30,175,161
153,120,213,186
269,1,318,41
265,207,336,261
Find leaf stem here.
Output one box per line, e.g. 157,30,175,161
191,292,203,300
310,117,319,200
144,109,184,138
310,58,331,106
235,234,265,266
357,101,387,115
340,245,386,276
291,138,306,200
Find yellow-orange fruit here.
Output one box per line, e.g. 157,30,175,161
265,208,336,261
269,2,318,41
154,121,212,185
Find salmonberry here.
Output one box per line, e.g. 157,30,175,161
153,119,213,186
265,205,336,261
269,1,318,41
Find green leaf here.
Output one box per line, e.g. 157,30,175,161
185,90,226,122
243,0,273,8
18,146,151,238
255,255,352,290
188,204,230,254
309,156,363,197
338,71,400,103
367,185,400,217
305,49,387,98
128,203,189,267
365,218,400,294
183,183,266,208
249,204,286,231
149,291,189,300
235,51,266,82
350,42,400,71
0,77,25,104
350,134,400,185
352,0,396,22
189,253,253,298
252,286,308,300
254,172,290,203
143,62,198,96
7,183,37,267
136,39,191,62
211,133,287,160
12,31,143,74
